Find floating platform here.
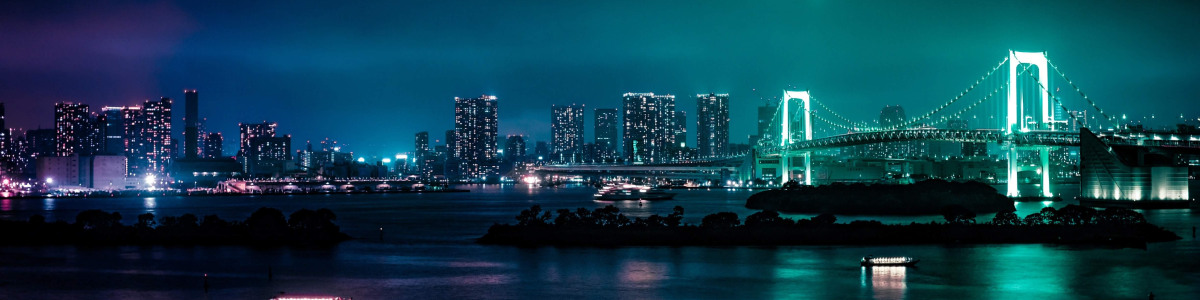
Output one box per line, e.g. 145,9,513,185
1077,198,1190,209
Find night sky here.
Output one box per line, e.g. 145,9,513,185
2,0,1198,158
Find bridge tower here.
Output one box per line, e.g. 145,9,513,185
780,90,813,185
1006,50,1053,197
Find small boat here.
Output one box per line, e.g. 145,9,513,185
594,184,677,201
860,256,919,267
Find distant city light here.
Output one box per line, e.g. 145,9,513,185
357,157,365,162
382,158,392,163
398,154,408,160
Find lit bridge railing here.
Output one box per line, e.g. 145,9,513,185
756,129,1200,156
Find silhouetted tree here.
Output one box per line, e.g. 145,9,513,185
135,213,156,229
515,205,552,227
745,210,788,227
665,206,684,227
991,211,1021,226
701,212,740,229
178,214,199,228
1055,205,1099,225
811,213,837,225
940,205,976,224
29,215,45,224
1099,207,1146,225
781,180,802,191
75,210,122,229
1022,212,1045,225
245,207,289,238
1039,207,1061,225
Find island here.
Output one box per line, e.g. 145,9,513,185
0,207,351,246
744,180,1015,215
478,205,1181,247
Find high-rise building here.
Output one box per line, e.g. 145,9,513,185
100,107,126,155
184,90,199,158
622,93,676,164
239,121,277,158
452,96,499,181
697,93,729,158
415,131,433,179
203,132,223,158
550,104,585,163
0,103,6,163
505,135,526,162
670,111,687,159
143,98,173,174
443,129,456,177
875,105,909,158
593,108,619,159
534,141,549,161
757,104,775,146
54,102,92,157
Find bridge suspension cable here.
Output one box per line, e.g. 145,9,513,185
1047,59,1122,129
883,56,1010,130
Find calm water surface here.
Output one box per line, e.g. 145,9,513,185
1,184,1197,299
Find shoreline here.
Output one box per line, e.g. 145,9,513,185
0,188,471,200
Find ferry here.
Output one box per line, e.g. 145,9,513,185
860,256,920,267
594,184,677,201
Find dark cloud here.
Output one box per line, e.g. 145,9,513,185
1,0,1198,157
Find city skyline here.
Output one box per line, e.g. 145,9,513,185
2,1,1199,158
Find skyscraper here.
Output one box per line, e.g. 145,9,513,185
239,121,277,158
671,111,687,159
203,132,223,158
143,98,172,174
622,93,675,164
876,105,908,158
184,89,199,158
757,104,775,146
696,93,729,158
550,104,585,163
415,131,432,179
101,107,125,155
534,141,549,161
505,135,526,162
593,108,618,159
452,95,499,181
54,102,91,157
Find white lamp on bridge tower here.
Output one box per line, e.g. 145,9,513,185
781,90,813,186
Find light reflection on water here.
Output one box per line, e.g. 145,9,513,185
0,184,1194,299
863,266,907,300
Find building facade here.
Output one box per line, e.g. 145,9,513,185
593,108,619,160
550,104,585,163
452,96,499,181
622,93,676,164
696,93,729,158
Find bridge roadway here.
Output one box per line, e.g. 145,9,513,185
756,129,1200,157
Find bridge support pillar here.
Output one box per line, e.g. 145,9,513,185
1007,147,1019,197
804,152,812,185
780,154,791,185
1041,146,1052,197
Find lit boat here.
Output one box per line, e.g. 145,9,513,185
860,256,919,267
594,184,677,201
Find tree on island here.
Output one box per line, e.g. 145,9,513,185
811,213,837,225
745,210,792,227
940,205,977,224
991,211,1021,226
700,212,740,229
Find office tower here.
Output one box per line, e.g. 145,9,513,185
101,107,126,155
452,95,499,181
27,129,57,158
697,93,730,158
622,93,675,164
54,102,91,156
671,111,687,159
757,104,775,145
534,141,549,160
443,129,456,177
184,90,199,158
594,108,618,159
0,103,6,161
505,135,526,162
415,131,432,179
203,132,223,158
250,135,291,161
876,105,909,158
550,104,585,163
143,98,173,174
239,121,277,157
